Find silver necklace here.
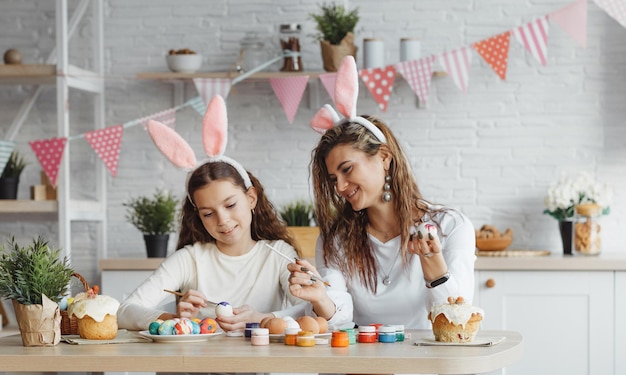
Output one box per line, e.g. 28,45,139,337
376,249,402,286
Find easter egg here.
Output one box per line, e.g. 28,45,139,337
284,316,300,329
174,318,194,335
189,319,201,334
199,318,218,334
59,296,69,311
158,319,176,335
417,223,437,238
148,321,162,335
215,301,233,317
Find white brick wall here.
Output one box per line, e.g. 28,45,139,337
1,0,625,285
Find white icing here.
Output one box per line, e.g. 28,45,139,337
68,294,120,322
430,301,484,328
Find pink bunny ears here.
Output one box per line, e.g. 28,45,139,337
146,95,252,188
310,56,387,144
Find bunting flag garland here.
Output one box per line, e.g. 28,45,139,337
473,31,512,80
513,16,550,66
359,65,397,112
29,137,67,188
319,73,338,104
83,125,124,177
396,56,436,104
437,47,472,93
592,0,626,28
551,0,587,48
137,108,176,129
193,78,232,105
0,140,15,176
188,96,207,116
269,76,310,123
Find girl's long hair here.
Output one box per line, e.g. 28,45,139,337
310,117,444,293
176,161,300,257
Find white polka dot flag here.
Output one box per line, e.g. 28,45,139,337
437,47,472,93
29,137,67,188
550,0,587,48
396,56,436,105
595,0,626,27
359,66,397,112
319,73,338,104
193,78,232,106
270,76,310,124
0,140,15,177
84,125,124,177
473,31,511,80
513,16,550,66
137,108,177,129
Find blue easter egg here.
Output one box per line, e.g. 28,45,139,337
158,319,176,335
59,296,69,311
148,321,161,335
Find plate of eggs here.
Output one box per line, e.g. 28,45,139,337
140,317,223,343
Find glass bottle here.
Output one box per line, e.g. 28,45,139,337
574,203,602,256
238,32,268,73
279,24,303,72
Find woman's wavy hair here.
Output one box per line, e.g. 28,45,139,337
310,116,445,293
176,161,300,256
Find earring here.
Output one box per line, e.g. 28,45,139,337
382,174,392,203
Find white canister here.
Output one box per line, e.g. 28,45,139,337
400,38,421,62
363,38,384,69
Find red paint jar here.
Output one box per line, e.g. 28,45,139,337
358,325,377,343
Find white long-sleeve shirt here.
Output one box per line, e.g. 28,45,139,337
117,239,306,330
315,207,477,329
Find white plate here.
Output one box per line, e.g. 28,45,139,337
413,335,506,347
138,330,223,343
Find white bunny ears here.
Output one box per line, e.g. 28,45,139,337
310,56,387,144
146,95,252,188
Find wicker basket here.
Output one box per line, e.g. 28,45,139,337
60,272,89,335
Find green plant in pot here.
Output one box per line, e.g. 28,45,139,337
0,150,28,200
279,200,318,259
0,236,74,346
309,2,360,72
124,189,178,258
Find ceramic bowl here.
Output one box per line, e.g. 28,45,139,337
475,236,512,251
166,54,202,73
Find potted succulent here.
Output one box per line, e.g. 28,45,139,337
124,189,178,258
0,236,74,346
0,150,28,200
309,2,360,72
280,200,319,259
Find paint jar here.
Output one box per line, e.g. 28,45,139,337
369,323,383,339
250,328,269,346
400,38,421,62
245,322,260,340
284,327,300,346
331,331,350,347
340,327,357,345
296,331,316,347
378,325,397,343
363,38,384,69
358,325,377,343
394,324,405,342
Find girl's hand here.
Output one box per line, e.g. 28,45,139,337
286,259,327,303
176,289,208,319
215,305,272,332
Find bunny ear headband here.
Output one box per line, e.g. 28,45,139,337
310,55,387,144
146,95,252,189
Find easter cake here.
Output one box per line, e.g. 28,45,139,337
68,286,120,340
428,296,484,343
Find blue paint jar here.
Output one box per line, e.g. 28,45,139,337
378,325,397,343
245,322,260,340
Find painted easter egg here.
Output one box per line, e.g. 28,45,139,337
148,320,162,335
157,319,176,335
199,317,217,334
417,223,437,238
215,301,233,317
174,318,194,335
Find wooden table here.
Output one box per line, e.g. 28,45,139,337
0,330,522,374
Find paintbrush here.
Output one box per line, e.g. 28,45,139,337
264,243,331,287
163,289,220,306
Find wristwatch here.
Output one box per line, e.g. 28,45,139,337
425,271,450,289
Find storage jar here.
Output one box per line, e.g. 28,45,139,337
574,203,602,256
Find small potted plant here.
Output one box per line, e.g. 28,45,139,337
0,236,74,346
0,150,28,200
280,200,318,259
309,2,360,72
124,189,178,258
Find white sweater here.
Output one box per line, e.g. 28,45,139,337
117,239,306,330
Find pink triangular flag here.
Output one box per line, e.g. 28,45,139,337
550,0,587,48
29,137,67,187
84,125,124,177
593,0,626,28
193,78,232,105
437,47,472,93
318,73,337,104
359,65,397,112
270,76,310,124
514,16,550,66
396,56,435,104
473,31,511,80
138,108,177,129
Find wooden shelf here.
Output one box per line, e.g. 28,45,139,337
0,199,58,214
0,64,56,84
137,70,448,81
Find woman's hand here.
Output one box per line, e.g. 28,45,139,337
408,228,442,258
287,259,337,320
176,289,207,319
215,305,273,332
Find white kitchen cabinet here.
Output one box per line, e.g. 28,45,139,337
616,272,626,374
475,270,614,375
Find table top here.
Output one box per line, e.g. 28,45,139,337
0,329,522,374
